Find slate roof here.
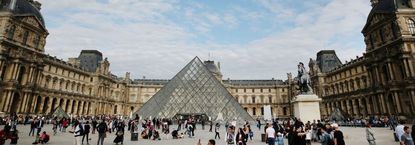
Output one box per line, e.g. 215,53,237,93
316,50,342,73
0,0,45,26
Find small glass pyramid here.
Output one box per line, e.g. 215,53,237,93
136,57,254,122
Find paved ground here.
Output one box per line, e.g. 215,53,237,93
0,124,399,145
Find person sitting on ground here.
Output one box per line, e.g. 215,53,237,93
0,129,6,145
172,130,179,139
9,130,18,145
39,131,50,144
141,130,148,139
197,139,215,145
153,130,160,140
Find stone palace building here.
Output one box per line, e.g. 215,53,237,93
309,0,415,119
0,0,292,118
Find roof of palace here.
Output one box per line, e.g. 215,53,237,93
0,0,44,26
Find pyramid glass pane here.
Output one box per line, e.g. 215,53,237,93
136,57,253,122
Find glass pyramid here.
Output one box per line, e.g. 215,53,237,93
136,57,254,122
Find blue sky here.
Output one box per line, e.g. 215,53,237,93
38,0,371,79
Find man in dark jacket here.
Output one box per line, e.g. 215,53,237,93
96,120,108,145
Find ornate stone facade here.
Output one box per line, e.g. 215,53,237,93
310,0,415,119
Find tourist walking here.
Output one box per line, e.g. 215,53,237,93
366,123,376,145
332,124,345,145
215,123,220,139
29,120,36,136
319,128,330,145
96,120,108,145
114,122,125,145
266,124,275,145
305,128,312,145
236,128,247,145
412,123,415,145
36,118,44,134
276,132,284,145
209,121,213,132
82,121,91,145
400,126,414,145
396,120,406,142
69,120,83,145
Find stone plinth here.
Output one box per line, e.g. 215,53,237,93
292,94,322,122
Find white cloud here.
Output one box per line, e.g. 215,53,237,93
38,0,371,80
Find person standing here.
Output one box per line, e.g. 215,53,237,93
36,118,43,134
92,119,97,134
366,123,376,145
236,128,247,145
69,120,83,145
319,128,330,145
305,128,312,145
209,121,213,132
82,121,91,145
29,120,36,136
412,123,415,145
333,124,345,145
215,123,220,139
401,126,414,145
396,121,406,142
276,132,284,145
96,120,108,145
266,124,276,145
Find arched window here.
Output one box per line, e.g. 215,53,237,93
33,35,40,48
252,96,256,103
252,107,256,116
407,18,415,34
7,25,15,39
22,31,29,45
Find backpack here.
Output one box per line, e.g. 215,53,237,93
97,123,106,133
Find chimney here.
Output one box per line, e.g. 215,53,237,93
370,0,379,7
27,0,42,10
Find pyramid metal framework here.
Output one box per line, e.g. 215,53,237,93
136,57,254,121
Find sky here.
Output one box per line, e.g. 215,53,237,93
37,0,372,80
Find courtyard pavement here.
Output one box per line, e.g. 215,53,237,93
0,124,399,145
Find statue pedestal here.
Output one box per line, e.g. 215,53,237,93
292,94,322,122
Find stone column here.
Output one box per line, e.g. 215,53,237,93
394,92,402,114
1,91,11,112
73,100,78,115
0,55,6,80
346,100,351,115
79,101,84,115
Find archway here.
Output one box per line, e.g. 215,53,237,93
35,96,42,113
283,107,287,116
17,66,26,84
42,97,50,114
114,105,117,114
71,100,76,114
65,100,70,112
10,93,21,113
387,94,396,114
59,99,64,108
51,98,57,112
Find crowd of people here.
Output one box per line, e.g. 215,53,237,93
0,113,414,145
